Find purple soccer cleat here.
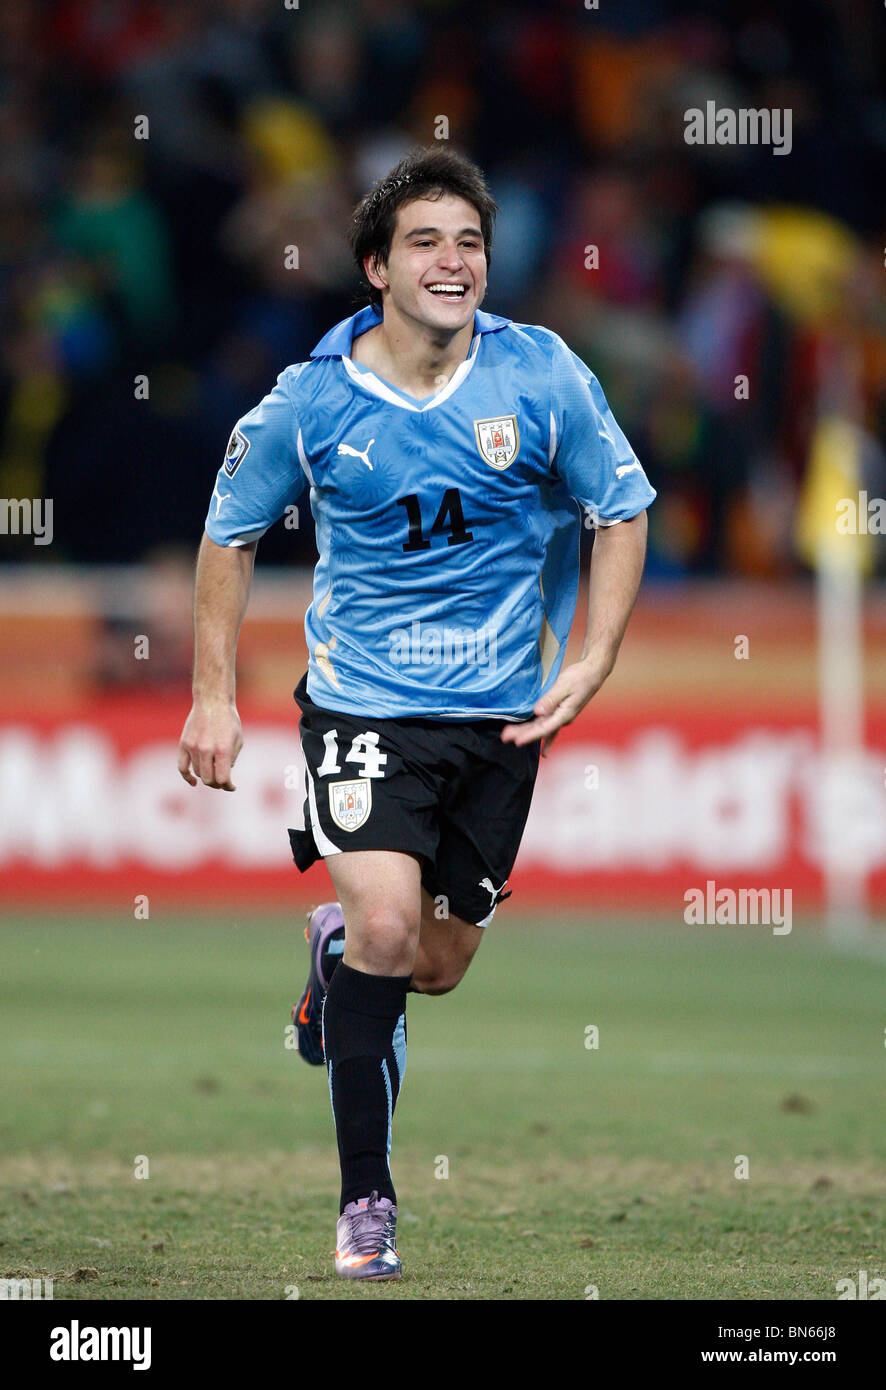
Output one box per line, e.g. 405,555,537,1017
335,1192,401,1280
292,902,345,1065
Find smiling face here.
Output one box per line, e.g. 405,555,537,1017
365,194,488,337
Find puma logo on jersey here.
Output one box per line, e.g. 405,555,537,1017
615,461,643,479
213,481,232,515
337,438,375,471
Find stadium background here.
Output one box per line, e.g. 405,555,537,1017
2,0,886,1304
1,0,884,913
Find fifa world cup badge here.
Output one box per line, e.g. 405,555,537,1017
223,424,251,478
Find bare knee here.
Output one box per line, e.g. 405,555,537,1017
412,938,478,995
412,966,464,996
345,904,419,977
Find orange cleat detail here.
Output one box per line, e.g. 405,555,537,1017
298,988,312,1025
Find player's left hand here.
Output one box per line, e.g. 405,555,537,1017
500,656,611,758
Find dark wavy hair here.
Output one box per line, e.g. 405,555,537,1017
348,146,497,310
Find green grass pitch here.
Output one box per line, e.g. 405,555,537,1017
1,912,885,1300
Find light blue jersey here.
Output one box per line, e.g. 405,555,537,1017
205,306,655,719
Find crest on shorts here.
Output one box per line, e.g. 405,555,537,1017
329,778,372,833
473,416,519,470
223,424,250,478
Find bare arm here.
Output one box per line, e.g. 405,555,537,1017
177,532,257,790
501,509,648,756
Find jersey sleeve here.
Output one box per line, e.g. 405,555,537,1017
204,370,308,547
549,337,656,526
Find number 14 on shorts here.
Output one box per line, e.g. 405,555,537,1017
317,729,389,780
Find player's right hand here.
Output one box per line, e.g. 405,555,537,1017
177,700,243,790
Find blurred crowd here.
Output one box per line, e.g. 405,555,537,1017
1,0,885,579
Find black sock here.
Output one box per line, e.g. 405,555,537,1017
321,962,409,1213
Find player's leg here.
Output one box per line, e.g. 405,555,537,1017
296,882,483,1034
329,847,422,975
417,718,541,992
319,848,421,1280
295,882,481,1063
300,717,539,1007
411,884,484,995
288,676,439,1065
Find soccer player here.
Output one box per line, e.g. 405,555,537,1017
178,147,655,1282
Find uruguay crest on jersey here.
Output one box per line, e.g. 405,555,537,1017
329,778,372,832
474,415,519,470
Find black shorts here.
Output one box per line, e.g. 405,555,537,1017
287,674,541,926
